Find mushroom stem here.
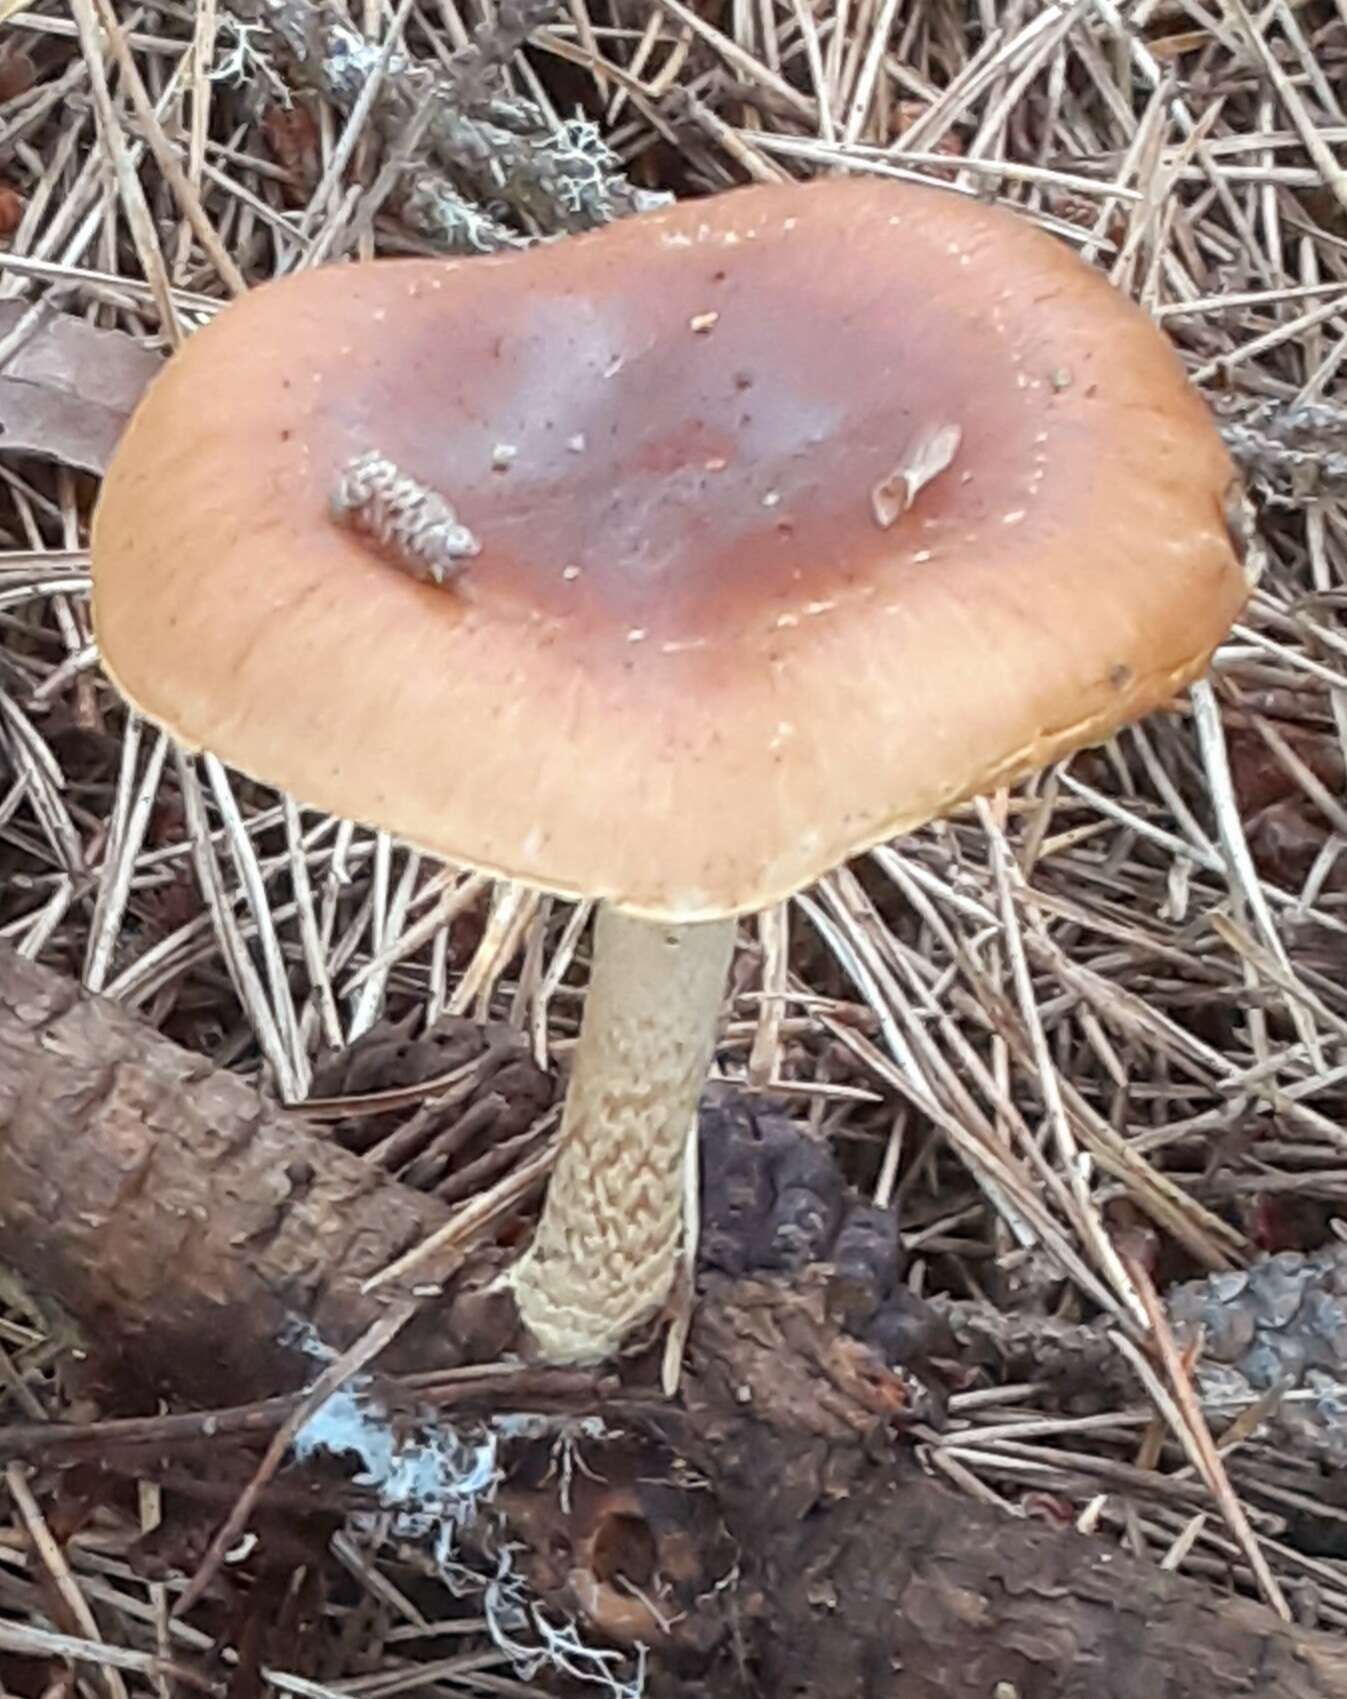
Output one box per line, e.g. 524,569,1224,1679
509,905,737,1363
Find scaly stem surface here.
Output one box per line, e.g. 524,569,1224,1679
509,905,736,1363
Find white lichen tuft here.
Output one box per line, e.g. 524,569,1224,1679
294,1383,499,1550
212,16,290,98
484,1552,649,1699
401,174,526,253
283,1323,641,1696
537,115,671,223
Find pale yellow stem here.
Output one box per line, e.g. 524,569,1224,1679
509,905,736,1363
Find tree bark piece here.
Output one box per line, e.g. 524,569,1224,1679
0,945,469,1403
674,1273,1347,1699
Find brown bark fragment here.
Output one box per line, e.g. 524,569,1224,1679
0,945,465,1401
673,1276,1347,1699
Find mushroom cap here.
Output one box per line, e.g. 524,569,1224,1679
92,177,1251,921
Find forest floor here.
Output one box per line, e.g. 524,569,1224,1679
3,1,1347,1696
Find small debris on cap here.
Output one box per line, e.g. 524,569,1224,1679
689,311,720,333
225,1533,259,1565
331,449,481,586
871,423,962,530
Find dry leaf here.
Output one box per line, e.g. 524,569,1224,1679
261,99,321,206
0,302,163,473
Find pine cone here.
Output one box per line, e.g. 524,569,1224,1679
306,1011,556,1195
1171,1247,1347,1469
697,1094,952,1375
945,1243,1347,1472
309,1008,485,1100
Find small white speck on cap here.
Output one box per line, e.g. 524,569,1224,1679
783,217,798,231
627,627,647,643
1003,510,1027,526
662,232,693,248
705,456,728,472
562,565,581,581
804,599,837,616
603,355,624,379
567,433,587,453
912,549,933,564
762,490,781,508
769,720,795,750
372,308,386,321
775,612,799,629
690,311,720,333
492,443,517,469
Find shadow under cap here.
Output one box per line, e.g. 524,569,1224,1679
91,175,1251,920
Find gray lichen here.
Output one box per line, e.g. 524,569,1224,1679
1219,398,1347,504
233,0,669,252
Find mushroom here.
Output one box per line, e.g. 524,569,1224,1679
90,177,1255,1364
